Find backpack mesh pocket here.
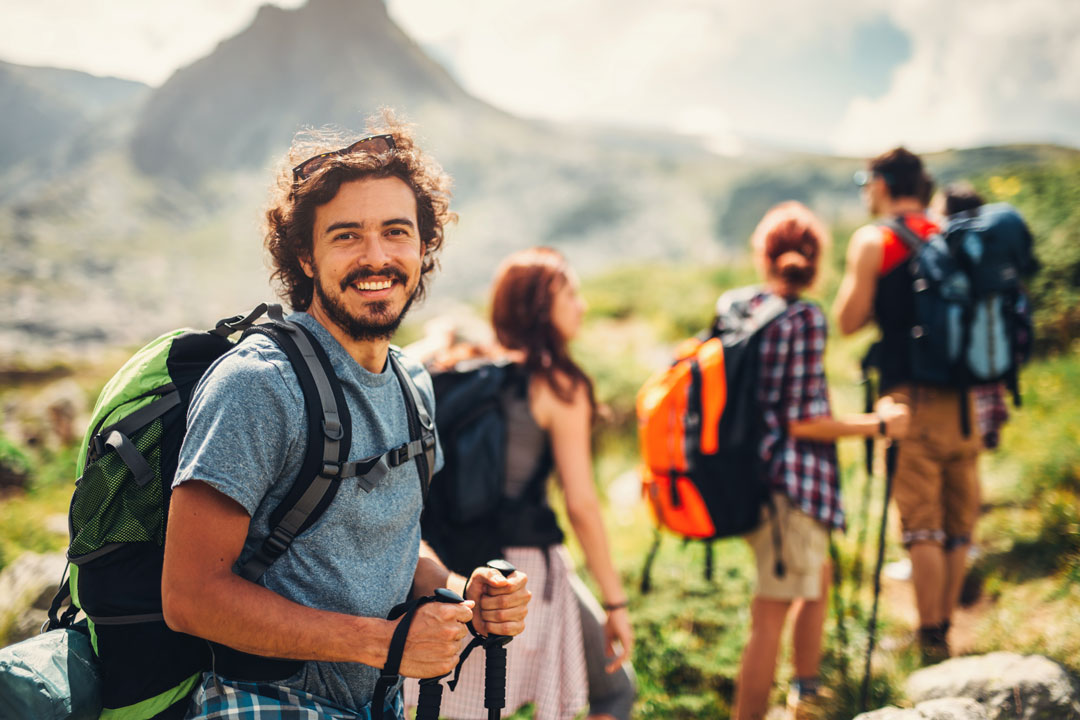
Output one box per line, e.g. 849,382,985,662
69,419,165,558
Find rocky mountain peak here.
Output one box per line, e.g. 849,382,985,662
129,0,481,182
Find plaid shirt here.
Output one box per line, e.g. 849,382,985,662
754,293,845,531
184,674,405,720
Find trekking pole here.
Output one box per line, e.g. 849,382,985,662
483,559,516,720
827,535,849,680
851,361,878,600
860,443,897,713
415,588,467,720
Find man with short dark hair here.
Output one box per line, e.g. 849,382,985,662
834,147,980,664
161,117,531,718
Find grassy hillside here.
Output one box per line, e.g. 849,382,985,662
558,157,1080,717
1,157,1078,719
558,267,1079,718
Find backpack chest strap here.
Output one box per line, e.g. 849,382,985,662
235,425,437,582
340,431,438,493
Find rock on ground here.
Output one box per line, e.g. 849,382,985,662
906,652,1080,720
0,551,67,645
854,697,988,720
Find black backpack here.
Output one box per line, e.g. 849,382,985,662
882,203,1037,428
48,305,435,720
639,287,789,592
421,359,562,579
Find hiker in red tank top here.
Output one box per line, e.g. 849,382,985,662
834,147,982,666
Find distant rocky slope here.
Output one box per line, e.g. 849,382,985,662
0,61,147,170
0,0,1077,364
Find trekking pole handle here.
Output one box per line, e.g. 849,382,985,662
415,588,466,720
483,559,516,720
484,559,516,646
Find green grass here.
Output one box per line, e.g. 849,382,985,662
2,238,1079,717
567,255,1080,718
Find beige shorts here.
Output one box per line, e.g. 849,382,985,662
885,385,982,548
745,494,829,600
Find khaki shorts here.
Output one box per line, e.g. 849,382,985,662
886,385,982,548
745,494,828,600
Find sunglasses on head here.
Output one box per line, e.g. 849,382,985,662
854,169,896,188
291,134,396,182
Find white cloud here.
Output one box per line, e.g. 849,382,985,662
387,0,885,148
1,0,1074,151
0,0,304,85
832,0,1080,154
670,106,744,156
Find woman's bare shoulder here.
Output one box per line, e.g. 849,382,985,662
529,370,589,428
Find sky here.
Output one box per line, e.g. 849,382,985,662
0,0,1077,156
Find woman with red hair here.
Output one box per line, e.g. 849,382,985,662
732,203,909,720
433,247,635,720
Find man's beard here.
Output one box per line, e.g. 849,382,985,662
312,264,417,342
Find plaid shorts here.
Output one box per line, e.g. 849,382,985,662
184,673,404,720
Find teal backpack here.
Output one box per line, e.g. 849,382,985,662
44,304,435,719
0,622,101,719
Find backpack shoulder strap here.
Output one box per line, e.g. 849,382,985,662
387,349,437,502
234,315,352,583
750,293,790,334
881,216,926,256
713,285,788,338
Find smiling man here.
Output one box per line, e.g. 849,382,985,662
161,118,530,719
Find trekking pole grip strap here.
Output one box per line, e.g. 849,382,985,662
372,597,423,719
375,588,466,719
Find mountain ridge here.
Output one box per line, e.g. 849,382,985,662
1,1,1078,362
130,0,495,182
0,60,148,169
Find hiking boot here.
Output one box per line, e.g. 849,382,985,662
918,622,950,665
785,686,831,720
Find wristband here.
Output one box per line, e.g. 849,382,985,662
603,600,629,611
876,414,887,437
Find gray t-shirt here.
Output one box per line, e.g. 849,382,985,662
173,312,443,710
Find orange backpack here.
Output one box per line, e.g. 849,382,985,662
637,288,789,590
637,335,727,539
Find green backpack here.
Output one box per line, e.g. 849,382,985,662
46,304,435,719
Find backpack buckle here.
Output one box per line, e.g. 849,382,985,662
322,419,343,441
90,434,106,460
214,314,245,333
387,444,409,467
264,527,294,556
320,461,341,478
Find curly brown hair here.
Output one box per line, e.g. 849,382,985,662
264,111,456,311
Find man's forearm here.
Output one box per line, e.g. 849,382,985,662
163,570,394,668
162,481,395,669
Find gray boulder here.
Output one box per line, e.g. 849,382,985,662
854,710,915,720
907,652,1080,720
854,697,988,720
0,552,67,645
